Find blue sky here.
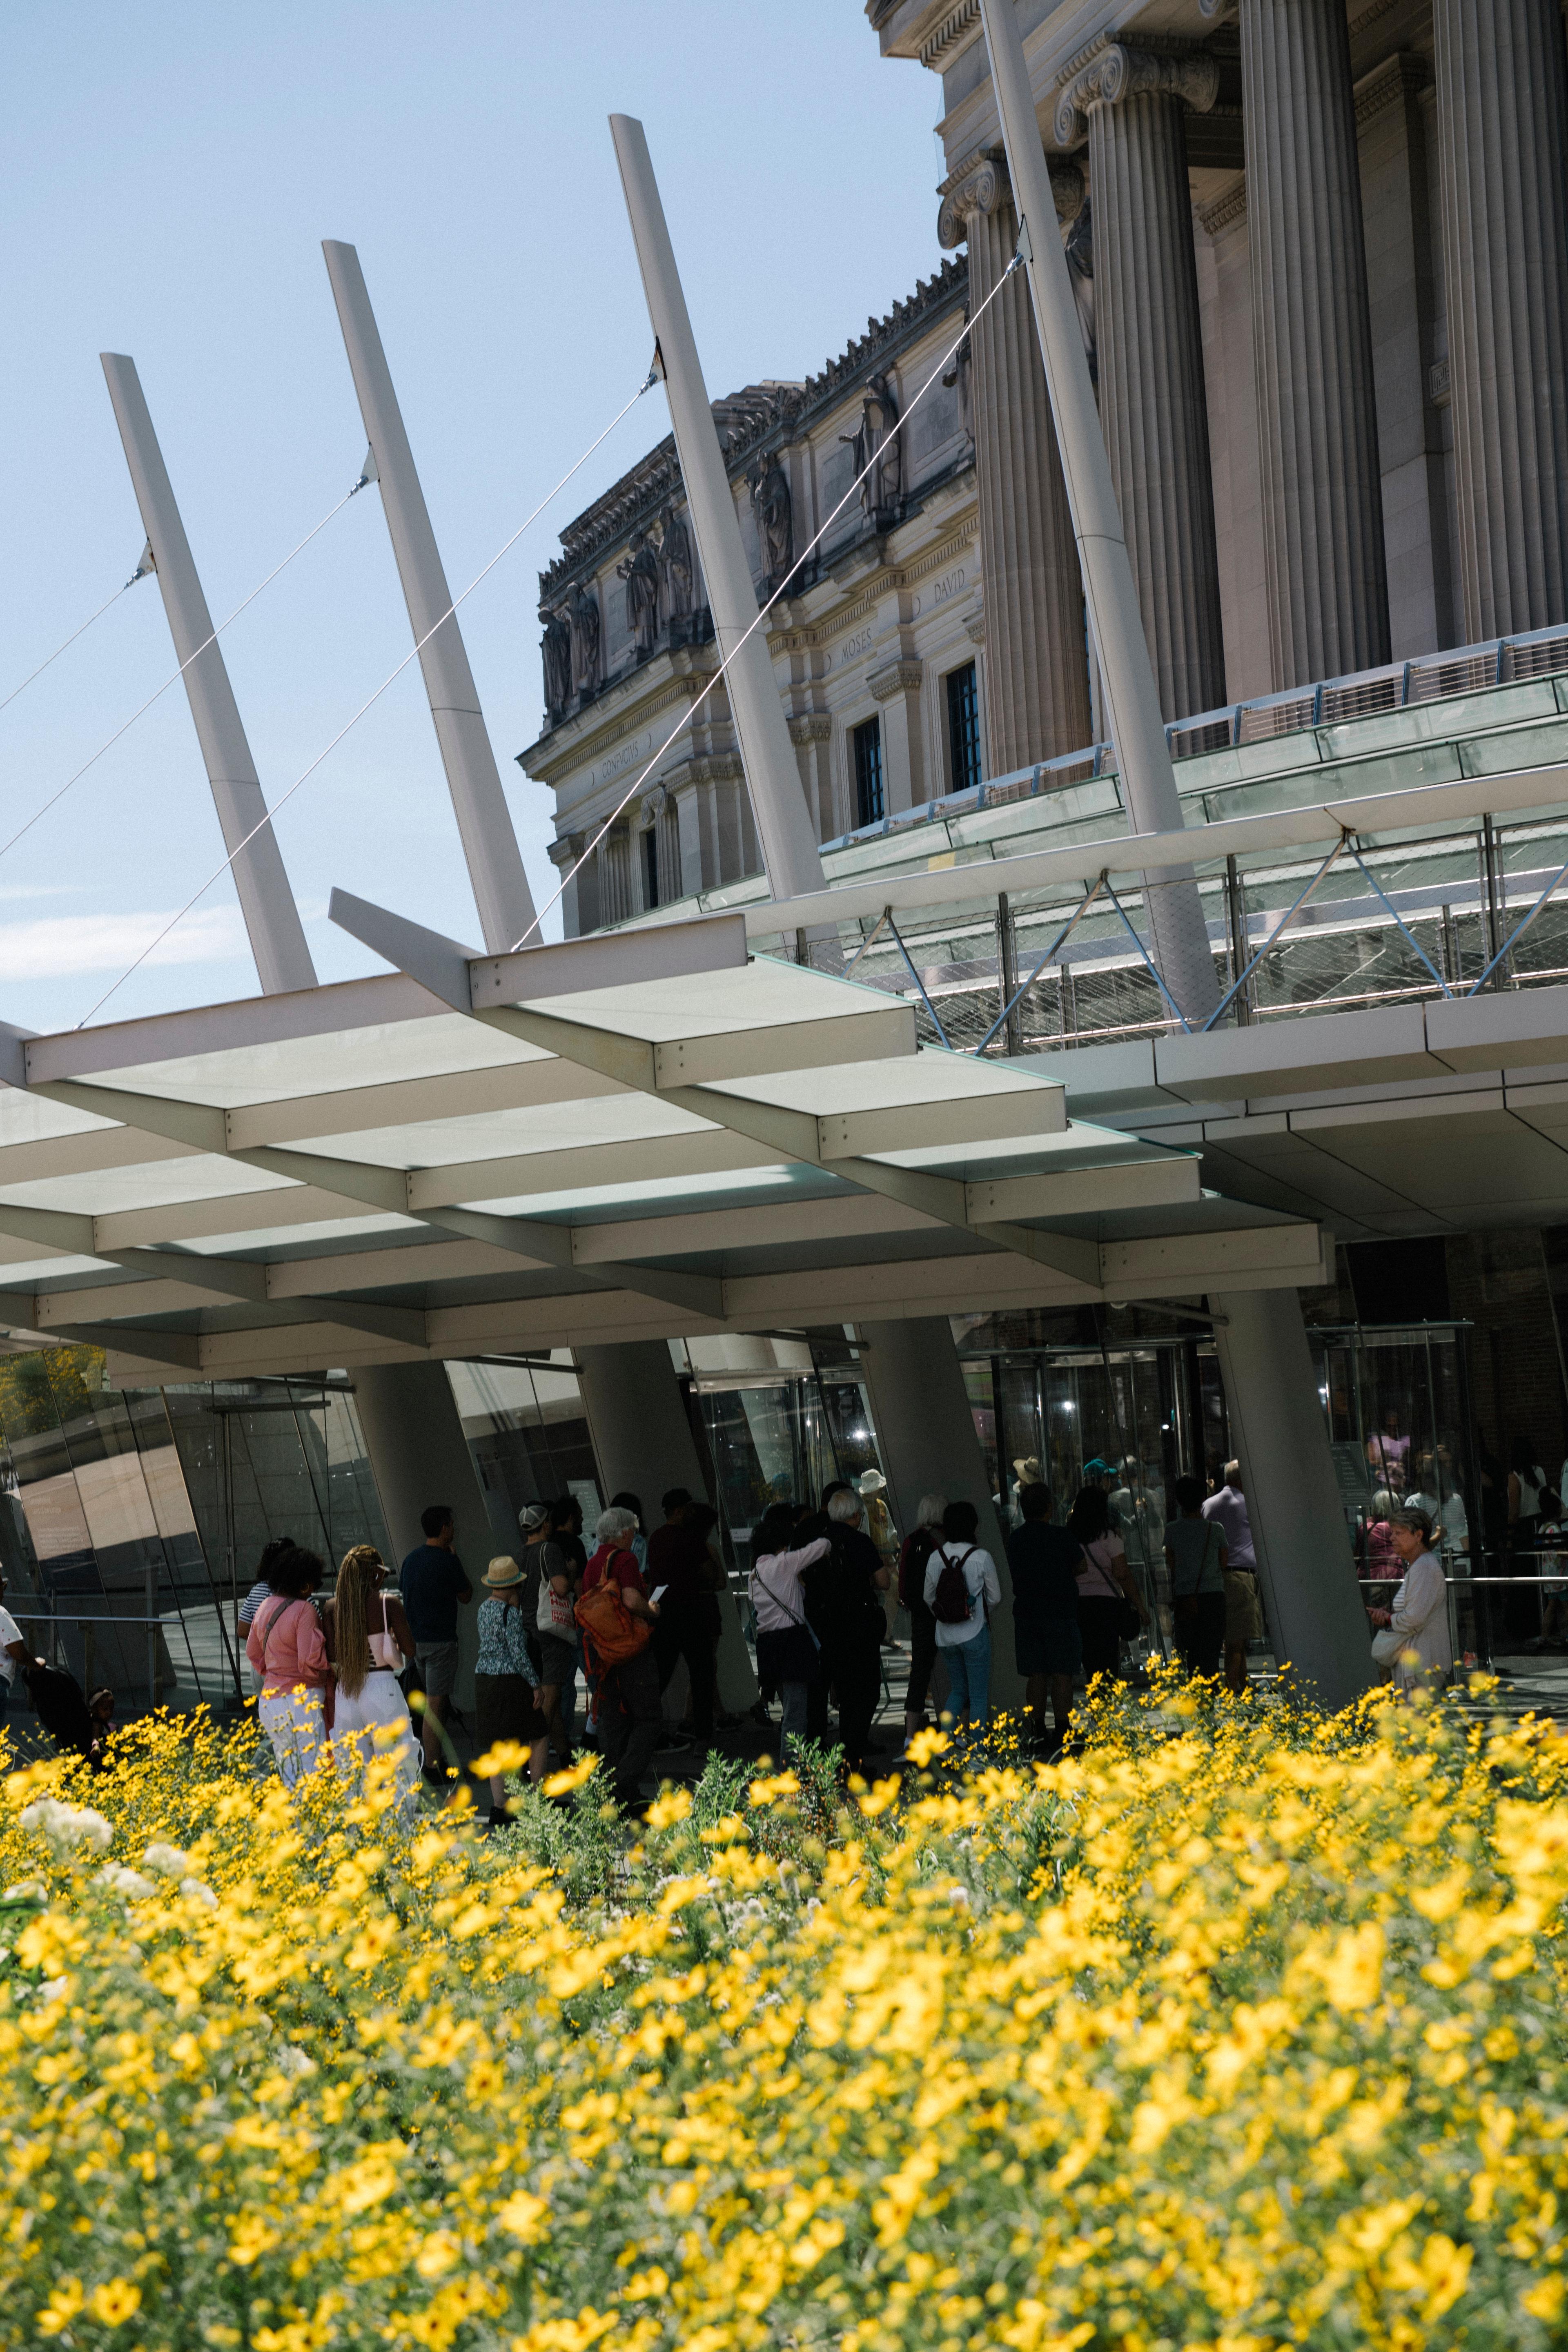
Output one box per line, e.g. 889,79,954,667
1,2,945,1032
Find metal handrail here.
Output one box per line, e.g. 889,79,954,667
819,617,1568,855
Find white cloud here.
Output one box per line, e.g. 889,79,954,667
0,906,250,980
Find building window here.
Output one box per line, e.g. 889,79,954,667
947,660,981,795
852,715,884,828
643,827,659,910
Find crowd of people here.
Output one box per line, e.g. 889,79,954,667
19,1419,1475,1810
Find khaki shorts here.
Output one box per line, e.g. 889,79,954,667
1224,1570,1263,1646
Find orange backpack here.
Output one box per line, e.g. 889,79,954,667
574,1552,651,1669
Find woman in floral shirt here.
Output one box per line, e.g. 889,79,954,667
474,1557,550,1827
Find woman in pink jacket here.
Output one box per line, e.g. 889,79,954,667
245,1545,330,1788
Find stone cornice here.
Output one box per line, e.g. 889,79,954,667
918,0,980,70
1055,38,1220,149
1198,175,1247,236
787,712,834,746
537,261,969,604
765,514,978,656
1354,51,1430,127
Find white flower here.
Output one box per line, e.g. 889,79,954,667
37,1977,67,2005
3,1879,45,1903
95,1864,157,1901
20,1798,113,1855
143,1843,192,1879
178,1877,218,1909
275,2043,315,2079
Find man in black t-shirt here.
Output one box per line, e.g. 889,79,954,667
399,1504,473,1774
1005,1483,1085,1748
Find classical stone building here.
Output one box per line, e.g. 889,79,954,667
519,266,988,934
526,2,1568,937
871,0,1568,750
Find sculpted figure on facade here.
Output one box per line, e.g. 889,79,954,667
540,602,572,722
617,528,661,656
841,371,902,524
656,503,695,621
568,581,602,697
749,454,795,592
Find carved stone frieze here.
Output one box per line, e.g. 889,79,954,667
1055,44,1221,149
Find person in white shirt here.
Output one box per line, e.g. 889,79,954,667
1404,1450,1469,1560
0,1572,31,1729
749,1502,829,1760
923,1499,1002,1729
1368,1506,1453,1693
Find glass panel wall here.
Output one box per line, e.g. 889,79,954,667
447,1357,602,1552
0,1349,389,1719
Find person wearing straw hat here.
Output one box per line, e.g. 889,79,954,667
474,1556,550,1828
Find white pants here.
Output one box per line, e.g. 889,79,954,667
331,1674,422,1825
258,1686,326,1788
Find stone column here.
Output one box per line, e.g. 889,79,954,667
1431,0,1568,643
939,156,1091,773
1238,0,1390,686
1057,44,1227,720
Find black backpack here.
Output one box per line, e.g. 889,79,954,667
930,1544,978,1626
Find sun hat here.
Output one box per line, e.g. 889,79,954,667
484,1555,524,1588
857,1468,887,1495
1013,1455,1043,1482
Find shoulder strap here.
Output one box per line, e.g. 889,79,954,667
256,1596,295,1666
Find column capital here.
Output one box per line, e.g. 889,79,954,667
787,711,833,746
546,833,583,870
1055,42,1220,149
938,147,1085,249
937,149,1004,248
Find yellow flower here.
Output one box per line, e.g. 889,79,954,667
543,1756,599,1798
495,2189,548,2241
88,2280,142,2327
471,1741,532,1778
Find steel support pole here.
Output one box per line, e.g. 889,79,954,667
100,355,318,997
608,115,828,906
321,242,537,956
975,1,1220,1025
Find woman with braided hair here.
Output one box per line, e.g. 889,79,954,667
325,1544,423,1825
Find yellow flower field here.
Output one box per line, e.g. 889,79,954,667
1,1675,1566,2350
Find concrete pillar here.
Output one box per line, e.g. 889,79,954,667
1210,1289,1374,1712
100,356,318,998
1431,0,1568,642
353,1361,493,1715
939,156,1092,772
1058,49,1227,719
575,1341,705,1517
857,1316,1020,1708
1238,0,1391,686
